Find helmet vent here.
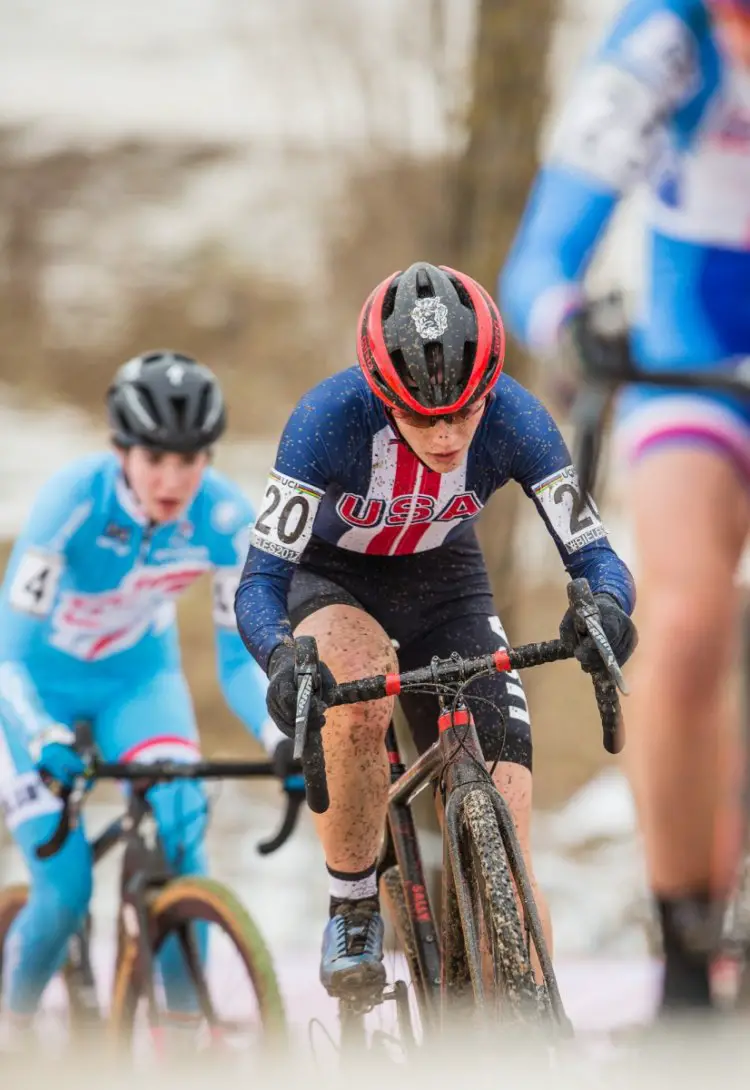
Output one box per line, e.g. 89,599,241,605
415,268,434,298
136,385,162,426
462,339,477,373
424,342,445,390
389,348,408,384
448,274,473,311
382,281,399,321
195,385,212,429
170,395,188,431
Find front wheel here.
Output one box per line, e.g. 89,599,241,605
460,790,539,1023
109,876,286,1059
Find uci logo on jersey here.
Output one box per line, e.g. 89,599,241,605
96,522,133,556
103,522,131,545
337,491,482,529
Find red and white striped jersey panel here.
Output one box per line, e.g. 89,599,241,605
335,428,481,555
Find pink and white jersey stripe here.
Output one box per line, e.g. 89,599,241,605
120,734,202,764
616,395,750,480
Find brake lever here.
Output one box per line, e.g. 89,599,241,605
293,671,314,761
256,787,305,856
293,636,330,814
582,607,629,696
34,773,88,860
567,579,629,695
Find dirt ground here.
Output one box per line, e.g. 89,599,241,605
0,537,610,811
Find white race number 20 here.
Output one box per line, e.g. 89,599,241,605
251,470,322,562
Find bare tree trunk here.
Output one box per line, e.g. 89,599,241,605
452,0,557,630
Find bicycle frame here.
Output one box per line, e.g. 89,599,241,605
60,785,188,1035
39,753,300,1037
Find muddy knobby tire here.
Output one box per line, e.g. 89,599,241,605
109,875,286,1048
461,790,539,1021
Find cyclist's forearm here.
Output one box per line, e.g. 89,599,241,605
234,554,293,673
500,168,616,351
566,544,636,616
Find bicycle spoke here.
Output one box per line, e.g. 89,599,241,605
174,923,216,1027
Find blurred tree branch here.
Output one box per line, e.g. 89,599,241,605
452,0,556,632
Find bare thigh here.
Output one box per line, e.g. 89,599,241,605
294,604,398,871
627,446,750,891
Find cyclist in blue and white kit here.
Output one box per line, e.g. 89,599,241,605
0,351,283,1040
235,262,637,1000
501,0,750,1016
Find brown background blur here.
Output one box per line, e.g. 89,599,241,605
0,0,615,810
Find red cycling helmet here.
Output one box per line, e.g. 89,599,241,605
357,262,506,417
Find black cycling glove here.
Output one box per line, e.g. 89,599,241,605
560,593,637,674
266,643,337,739
565,298,634,385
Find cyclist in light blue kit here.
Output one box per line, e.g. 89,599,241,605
0,351,284,1041
501,0,750,1017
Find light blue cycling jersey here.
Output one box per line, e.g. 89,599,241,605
0,451,273,1016
0,450,269,750
501,0,750,476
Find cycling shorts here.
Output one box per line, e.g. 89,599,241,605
287,533,532,770
616,383,750,483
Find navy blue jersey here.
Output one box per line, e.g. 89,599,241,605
236,367,635,669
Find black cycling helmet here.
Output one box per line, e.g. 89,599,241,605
357,262,505,416
107,350,226,453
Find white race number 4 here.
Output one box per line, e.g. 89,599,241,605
9,550,63,617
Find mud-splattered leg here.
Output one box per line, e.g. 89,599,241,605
295,604,398,872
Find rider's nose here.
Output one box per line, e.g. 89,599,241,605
159,462,184,493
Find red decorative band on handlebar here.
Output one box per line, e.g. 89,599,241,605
438,708,471,732
385,673,402,696
492,649,511,672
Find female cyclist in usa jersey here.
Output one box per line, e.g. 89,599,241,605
0,351,282,1042
236,262,638,999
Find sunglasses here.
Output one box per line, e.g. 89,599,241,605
390,397,488,430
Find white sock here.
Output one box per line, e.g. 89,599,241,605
327,862,377,903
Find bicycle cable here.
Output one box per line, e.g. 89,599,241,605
307,1015,338,1063
399,669,509,792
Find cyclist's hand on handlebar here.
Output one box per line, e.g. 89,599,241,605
560,593,638,674
266,643,337,739
535,311,586,416
30,726,86,795
564,299,632,386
